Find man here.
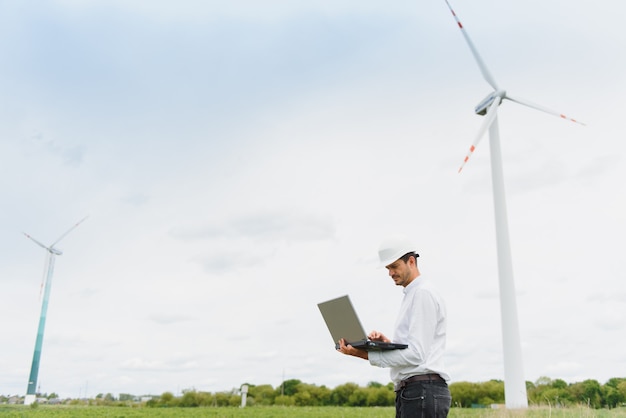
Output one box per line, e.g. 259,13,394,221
337,235,451,417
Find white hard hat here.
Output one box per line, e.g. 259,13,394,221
378,235,419,268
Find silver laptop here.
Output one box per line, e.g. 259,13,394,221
317,295,408,351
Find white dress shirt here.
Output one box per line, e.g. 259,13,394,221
368,275,450,383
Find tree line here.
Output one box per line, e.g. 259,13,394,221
140,376,626,409
5,376,624,408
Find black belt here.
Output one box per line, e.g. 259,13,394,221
395,374,445,391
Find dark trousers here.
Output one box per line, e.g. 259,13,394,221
395,380,451,418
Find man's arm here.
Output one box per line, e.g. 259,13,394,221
336,338,368,360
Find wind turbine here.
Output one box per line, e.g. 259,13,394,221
23,216,88,406
442,0,583,409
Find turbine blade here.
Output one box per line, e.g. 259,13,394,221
443,0,499,91
459,96,502,173
24,233,50,251
505,95,586,126
51,215,89,247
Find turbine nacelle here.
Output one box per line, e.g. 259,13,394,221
23,233,63,255
475,90,506,116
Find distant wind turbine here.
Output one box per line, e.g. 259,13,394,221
23,216,88,406
443,0,583,409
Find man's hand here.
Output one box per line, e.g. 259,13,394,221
336,338,368,360
368,330,390,343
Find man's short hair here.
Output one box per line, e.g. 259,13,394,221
400,252,419,263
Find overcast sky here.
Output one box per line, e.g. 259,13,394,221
1,0,624,399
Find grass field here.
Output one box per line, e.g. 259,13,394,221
1,405,626,417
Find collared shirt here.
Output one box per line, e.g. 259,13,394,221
368,275,450,383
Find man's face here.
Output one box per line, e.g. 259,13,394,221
385,258,412,287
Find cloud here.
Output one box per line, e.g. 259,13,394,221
120,357,199,372
574,154,621,182
230,211,335,241
191,250,269,274
26,133,85,166
121,193,150,207
170,210,337,273
171,210,336,242
545,361,583,377
148,314,195,325
586,292,626,304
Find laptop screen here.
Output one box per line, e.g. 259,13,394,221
317,295,367,344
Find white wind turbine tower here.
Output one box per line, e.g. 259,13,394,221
442,0,584,409
23,216,88,406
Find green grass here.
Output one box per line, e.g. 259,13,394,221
1,405,625,417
